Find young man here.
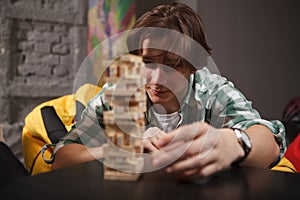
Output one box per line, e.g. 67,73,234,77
52,3,286,181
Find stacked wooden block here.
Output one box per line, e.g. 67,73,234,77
102,54,146,181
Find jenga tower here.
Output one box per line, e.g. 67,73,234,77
102,54,146,181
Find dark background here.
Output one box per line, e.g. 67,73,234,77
197,0,300,120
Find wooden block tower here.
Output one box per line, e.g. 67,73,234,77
102,54,146,181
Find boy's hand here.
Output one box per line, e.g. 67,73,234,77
143,127,167,152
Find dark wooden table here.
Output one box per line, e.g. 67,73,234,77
1,160,300,200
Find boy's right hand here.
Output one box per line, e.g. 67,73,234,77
143,127,166,152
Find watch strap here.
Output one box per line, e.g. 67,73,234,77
231,128,252,166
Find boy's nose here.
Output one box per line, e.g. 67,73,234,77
151,65,168,86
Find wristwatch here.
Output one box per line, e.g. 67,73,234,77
232,128,252,166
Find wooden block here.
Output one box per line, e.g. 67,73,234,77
102,53,145,182
104,168,142,181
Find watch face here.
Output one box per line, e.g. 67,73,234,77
232,129,252,165
241,132,252,149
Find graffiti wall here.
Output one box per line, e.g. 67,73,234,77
87,0,136,86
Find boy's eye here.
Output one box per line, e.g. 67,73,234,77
164,58,181,68
143,61,157,69
164,66,177,73
164,62,180,71
164,62,176,67
143,60,153,64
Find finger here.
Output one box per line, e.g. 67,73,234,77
144,127,166,150
181,168,199,177
152,125,221,168
143,139,159,152
144,127,164,138
157,130,167,137
174,161,223,182
173,168,200,182
157,122,210,148
166,149,216,174
153,131,213,168
175,164,218,183
152,140,188,167
157,140,188,156
197,162,228,178
162,127,221,160
173,165,214,183
151,134,160,147
151,131,167,148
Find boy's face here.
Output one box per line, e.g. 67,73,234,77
141,39,193,113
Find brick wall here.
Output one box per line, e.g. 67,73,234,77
0,0,88,162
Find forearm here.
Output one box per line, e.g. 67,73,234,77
243,124,280,168
51,144,103,170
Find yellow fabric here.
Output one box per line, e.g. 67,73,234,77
271,157,297,173
75,83,101,106
22,84,101,175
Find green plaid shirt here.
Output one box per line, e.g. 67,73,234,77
54,67,286,164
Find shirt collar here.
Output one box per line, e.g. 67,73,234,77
180,73,195,111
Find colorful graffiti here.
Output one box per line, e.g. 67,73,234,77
88,0,136,53
87,0,136,86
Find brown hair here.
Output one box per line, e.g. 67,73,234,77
127,3,211,53
126,3,212,70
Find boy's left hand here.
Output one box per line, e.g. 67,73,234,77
151,122,243,180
